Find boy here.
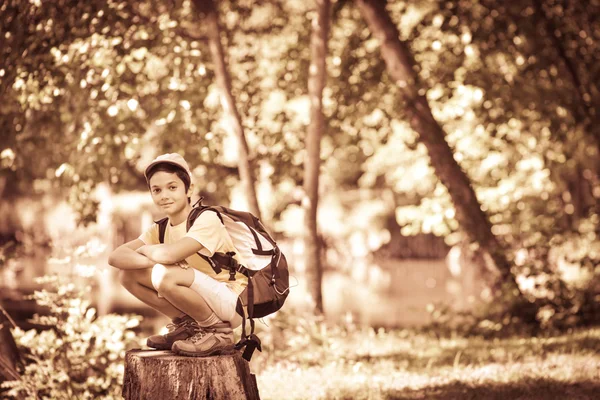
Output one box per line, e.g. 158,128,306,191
108,153,247,357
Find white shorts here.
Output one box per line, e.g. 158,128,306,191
189,269,242,328
151,264,242,328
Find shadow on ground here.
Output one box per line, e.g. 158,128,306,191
352,334,600,369
386,378,600,400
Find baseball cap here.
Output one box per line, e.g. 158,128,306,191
144,153,192,181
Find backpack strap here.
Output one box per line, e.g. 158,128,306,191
211,252,251,279
270,246,282,280
192,196,204,208
185,206,233,277
234,278,262,362
186,205,223,231
198,253,222,274
156,217,169,244
248,229,263,253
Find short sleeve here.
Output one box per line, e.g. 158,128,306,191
138,223,159,245
185,211,229,256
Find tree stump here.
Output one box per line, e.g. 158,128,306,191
123,350,260,400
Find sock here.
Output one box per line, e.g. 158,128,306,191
197,312,221,328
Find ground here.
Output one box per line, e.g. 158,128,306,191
255,326,600,400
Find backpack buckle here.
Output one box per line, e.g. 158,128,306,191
227,251,237,281
236,334,262,362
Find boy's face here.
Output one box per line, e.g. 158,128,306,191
148,171,190,216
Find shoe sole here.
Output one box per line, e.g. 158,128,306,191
173,345,236,357
146,338,175,350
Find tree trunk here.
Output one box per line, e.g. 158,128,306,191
303,0,330,315
191,0,262,219
355,0,519,294
531,0,600,221
122,350,260,400
0,305,21,383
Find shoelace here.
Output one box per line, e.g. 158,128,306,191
190,328,210,344
188,324,231,344
165,319,198,333
165,322,177,332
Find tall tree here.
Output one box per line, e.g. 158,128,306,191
531,0,600,221
190,0,261,218
532,0,600,140
304,0,331,314
354,0,519,295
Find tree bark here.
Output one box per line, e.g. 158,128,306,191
303,0,330,315
191,0,262,219
122,350,260,400
355,0,519,294
0,305,21,383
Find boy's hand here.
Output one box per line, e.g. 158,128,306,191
108,239,157,270
136,244,164,263
136,245,159,261
134,238,202,265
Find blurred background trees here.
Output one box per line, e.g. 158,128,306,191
1,0,600,336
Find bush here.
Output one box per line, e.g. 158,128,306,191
1,275,142,400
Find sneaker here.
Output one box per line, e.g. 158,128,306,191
171,322,235,357
146,315,199,350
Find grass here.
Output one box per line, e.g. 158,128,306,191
254,326,600,400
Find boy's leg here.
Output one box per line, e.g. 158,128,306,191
119,268,184,319
157,267,239,357
120,267,203,350
151,265,218,323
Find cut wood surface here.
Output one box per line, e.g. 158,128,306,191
123,349,260,400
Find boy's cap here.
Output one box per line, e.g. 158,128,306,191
144,153,192,181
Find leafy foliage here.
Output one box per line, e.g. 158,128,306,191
0,275,142,400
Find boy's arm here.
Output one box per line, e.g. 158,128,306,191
136,238,204,265
108,239,156,270
137,212,222,265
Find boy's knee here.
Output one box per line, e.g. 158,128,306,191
152,264,176,295
119,270,133,288
119,269,144,288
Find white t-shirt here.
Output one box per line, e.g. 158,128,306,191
138,211,248,295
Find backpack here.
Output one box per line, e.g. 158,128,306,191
156,201,290,361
